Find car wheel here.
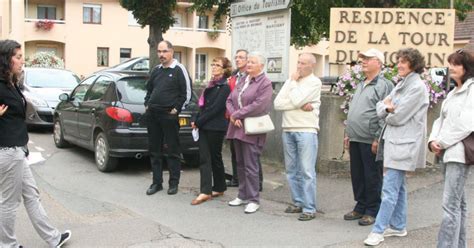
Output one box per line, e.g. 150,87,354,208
183,154,199,167
53,119,70,148
94,132,118,172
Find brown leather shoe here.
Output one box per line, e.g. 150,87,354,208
358,215,376,226
344,211,363,220
211,191,224,197
191,194,212,205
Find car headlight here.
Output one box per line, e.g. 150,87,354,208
27,96,49,107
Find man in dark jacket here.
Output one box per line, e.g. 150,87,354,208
145,40,192,196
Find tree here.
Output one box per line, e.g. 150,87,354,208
192,0,473,47
119,0,177,70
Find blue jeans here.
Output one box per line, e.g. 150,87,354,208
282,132,318,213
437,162,470,248
373,168,407,234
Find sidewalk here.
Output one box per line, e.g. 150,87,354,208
221,142,474,246
17,141,474,247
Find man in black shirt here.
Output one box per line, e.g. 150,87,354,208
145,40,192,195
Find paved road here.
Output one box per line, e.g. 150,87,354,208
14,130,474,247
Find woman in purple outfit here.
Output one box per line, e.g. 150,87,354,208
226,52,273,214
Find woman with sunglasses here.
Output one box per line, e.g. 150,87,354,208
428,49,474,248
190,57,232,205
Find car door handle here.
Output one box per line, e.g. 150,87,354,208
91,108,96,115
74,108,78,112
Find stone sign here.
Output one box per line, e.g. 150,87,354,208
329,8,455,67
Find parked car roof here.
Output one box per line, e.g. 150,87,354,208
93,70,149,80
100,57,149,72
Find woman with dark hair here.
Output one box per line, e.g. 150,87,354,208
191,57,232,205
0,40,71,247
364,48,430,246
428,50,474,248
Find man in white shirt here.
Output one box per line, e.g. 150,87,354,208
274,53,322,221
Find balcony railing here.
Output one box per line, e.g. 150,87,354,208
25,18,65,24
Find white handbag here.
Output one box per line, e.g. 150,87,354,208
244,114,275,135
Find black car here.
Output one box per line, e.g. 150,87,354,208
53,70,198,172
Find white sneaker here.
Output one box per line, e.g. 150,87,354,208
244,202,260,214
364,232,384,246
383,227,408,237
228,198,248,206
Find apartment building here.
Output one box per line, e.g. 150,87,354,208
0,0,232,81
2,1,469,81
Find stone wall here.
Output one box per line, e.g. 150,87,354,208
262,92,442,173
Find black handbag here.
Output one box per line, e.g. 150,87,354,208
462,132,474,165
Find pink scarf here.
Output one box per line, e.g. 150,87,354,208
198,76,223,108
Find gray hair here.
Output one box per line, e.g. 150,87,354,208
299,53,316,64
248,51,266,67
235,49,248,56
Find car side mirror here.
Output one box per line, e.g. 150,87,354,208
59,93,70,101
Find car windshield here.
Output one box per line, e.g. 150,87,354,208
116,77,147,104
25,69,80,89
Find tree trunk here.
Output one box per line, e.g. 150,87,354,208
148,24,163,72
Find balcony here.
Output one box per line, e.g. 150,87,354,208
24,0,65,20
23,19,66,43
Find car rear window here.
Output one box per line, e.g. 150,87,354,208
25,69,80,89
116,77,147,104
116,77,198,106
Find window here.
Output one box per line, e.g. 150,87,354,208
198,15,208,29
173,52,182,62
97,47,109,67
130,60,149,71
85,76,113,101
36,46,57,55
195,54,207,81
37,5,56,20
116,78,147,104
120,48,131,63
71,76,97,102
173,13,182,27
25,69,79,89
83,4,101,24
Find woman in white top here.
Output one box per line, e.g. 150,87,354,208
428,49,474,248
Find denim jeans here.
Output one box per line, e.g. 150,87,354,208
437,162,471,248
372,168,407,234
282,132,318,213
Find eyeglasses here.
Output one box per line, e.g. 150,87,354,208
211,63,223,67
